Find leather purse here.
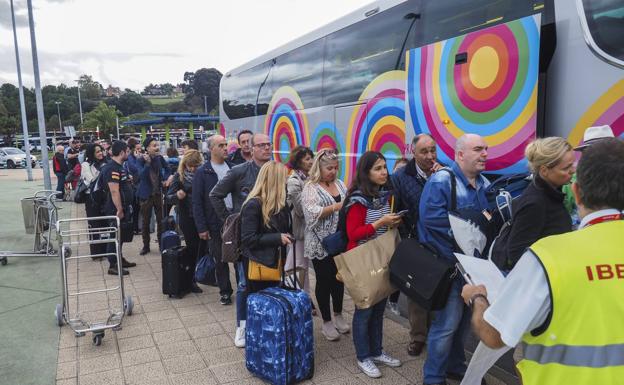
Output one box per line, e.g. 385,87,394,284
248,257,283,282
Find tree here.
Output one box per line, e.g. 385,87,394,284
77,74,103,99
83,102,120,138
108,91,151,116
183,68,222,113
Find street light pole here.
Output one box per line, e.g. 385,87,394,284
55,101,62,136
203,95,208,114
10,0,33,182
26,0,51,190
76,81,83,124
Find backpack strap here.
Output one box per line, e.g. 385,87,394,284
438,168,457,211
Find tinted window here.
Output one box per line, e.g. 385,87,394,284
581,0,624,62
267,38,325,110
221,61,272,120
420,0,544,47
323,2,419,105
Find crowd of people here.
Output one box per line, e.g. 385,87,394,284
55,123,623,384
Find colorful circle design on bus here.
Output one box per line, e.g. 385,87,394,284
568,79,624,147
346,70,407,182
312,121,346,180
265,86,310,162
218,123,226,137
407,14,540,173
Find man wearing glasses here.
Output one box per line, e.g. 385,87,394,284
209,132,273,348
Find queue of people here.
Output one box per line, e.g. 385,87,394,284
63,123,622,384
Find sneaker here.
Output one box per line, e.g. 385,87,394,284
333,313,350,334
389,301,400,316
322,321,340,341
121,258,136,268
372,351,402,367
220,294,232,305
108,266,129,276
357,359,382,378
234,323,246,348
139,247,150,256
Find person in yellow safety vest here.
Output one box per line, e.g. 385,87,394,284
461,138,624,385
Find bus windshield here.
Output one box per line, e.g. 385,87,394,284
581,0,624,62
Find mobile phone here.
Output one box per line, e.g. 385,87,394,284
397,209,409,217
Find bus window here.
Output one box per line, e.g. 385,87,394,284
420,0,543,46
269,38,325,110
323,1,419,105
222,61,272,119
579,0,624,65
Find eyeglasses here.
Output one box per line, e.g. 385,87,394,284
253,142,272,149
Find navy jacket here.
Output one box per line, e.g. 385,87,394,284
391,159,428,238
192,160,233,236
136,155,170,200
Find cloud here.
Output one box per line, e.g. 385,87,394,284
0,0,28,29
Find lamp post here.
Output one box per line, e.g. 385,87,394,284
203,95,208,114
10,0,33,181
76,80,83,124
55,101,62,137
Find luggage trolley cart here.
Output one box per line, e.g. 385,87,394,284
54,216,133,346
0,190,60,266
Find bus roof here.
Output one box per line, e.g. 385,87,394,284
225,0,407,76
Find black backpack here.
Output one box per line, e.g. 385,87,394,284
88,172,107,209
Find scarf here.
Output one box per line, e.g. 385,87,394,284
183,169,195,186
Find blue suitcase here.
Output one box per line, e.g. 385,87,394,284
160,230,181,251
246,286,314,385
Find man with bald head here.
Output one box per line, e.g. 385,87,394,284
53,144,70,199
193,134,235,306
418,133,491,385
209,132,273,348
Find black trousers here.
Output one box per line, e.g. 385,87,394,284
208,233,234,296
311,257,344,322
84,197,107,257
140,193,163,248
178,212,201,272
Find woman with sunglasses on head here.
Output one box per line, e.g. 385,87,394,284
302,149,349,341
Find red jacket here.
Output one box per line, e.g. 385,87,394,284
345,203,377,251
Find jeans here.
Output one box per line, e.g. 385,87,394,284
55,172,65,199
235,260,247,327
423,277,471,384
352,298,387,362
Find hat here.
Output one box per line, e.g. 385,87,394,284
143,137,156,149
574,125,615,151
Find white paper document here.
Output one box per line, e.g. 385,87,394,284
454,253,506,302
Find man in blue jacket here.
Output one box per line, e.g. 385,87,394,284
392,133,443,357
193,134,234,306
418,133,491,385
137,137,170,255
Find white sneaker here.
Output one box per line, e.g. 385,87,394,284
357,359,382,378
372,351,402,367
321,321,340,341
333,313,350,334
389,302,400,316
234,321,246,348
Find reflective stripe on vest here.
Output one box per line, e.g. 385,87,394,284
522,342,624,367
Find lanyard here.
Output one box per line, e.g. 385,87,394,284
585,213,623,227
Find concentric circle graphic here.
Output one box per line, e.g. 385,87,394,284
408,14,541,172
264,86,309,163
311,121,346,180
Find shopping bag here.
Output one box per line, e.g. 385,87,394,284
334,228,399,309
195,254,217,285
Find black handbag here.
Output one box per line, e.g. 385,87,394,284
389,238,455,310
73,179,89,204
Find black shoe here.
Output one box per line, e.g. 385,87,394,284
139,247,150,255
424,382,447,385
220,294,232,305
108,266,129,276
133,230,140,235
121,258,137,268
408,341,425,356
191,282,203,293
91,256,103,261
446,373,486,385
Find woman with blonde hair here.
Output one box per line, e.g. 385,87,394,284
166,149,204,293
493,137,575,270
240,161,293,295
301,148,349,341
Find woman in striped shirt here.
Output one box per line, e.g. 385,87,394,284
345,151,403,378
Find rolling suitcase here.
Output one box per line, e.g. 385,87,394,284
245,242,314,385
161,245,193,298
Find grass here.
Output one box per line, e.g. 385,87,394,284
147,96,184,105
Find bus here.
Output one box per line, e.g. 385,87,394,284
219,0,624,182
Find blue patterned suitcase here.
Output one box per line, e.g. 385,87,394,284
246,286,314,385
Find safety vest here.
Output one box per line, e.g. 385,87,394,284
517,219,624,385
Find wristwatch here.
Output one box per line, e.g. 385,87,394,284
469,293,489,308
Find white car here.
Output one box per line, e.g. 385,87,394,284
0,147,37,169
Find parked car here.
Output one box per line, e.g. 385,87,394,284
0,147,37,169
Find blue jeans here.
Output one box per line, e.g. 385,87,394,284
236,260,247,327
352,298,387,361
423,277,471,384
55,172,65,199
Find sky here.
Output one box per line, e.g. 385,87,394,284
0,0,373,91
